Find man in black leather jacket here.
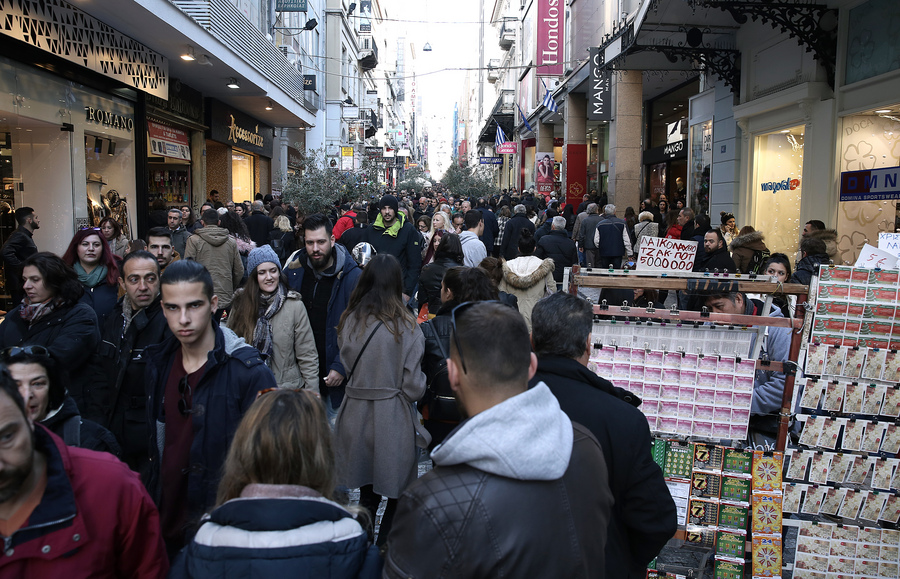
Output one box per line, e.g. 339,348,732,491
530,292,677,578
384,302,613,578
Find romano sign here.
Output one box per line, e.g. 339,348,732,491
206,99,273,158
536,0,564,76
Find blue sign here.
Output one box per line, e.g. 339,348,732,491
480,156,503,165
840,166,900,201
276,0,307,12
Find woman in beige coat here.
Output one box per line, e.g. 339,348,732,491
499,228,555,332
335,253,428,547
227,245,318,389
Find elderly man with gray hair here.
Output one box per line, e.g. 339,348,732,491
576,203,603,267
499,203,536,261
535,216,578,289
593,204,633,269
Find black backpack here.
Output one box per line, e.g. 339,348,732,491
748,248,771,275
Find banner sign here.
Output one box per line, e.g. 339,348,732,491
855,243,899,269
497,142,518,154
480,156,503,165
276,0,308,11
588,47,611,121
636,237,698,272
148,119,190,161
535,151,556,195
536,0,564,76
840,165,900,201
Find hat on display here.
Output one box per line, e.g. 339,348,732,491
352,242,376,267
247,245,281,275
87,173,107,185
379,195,399,212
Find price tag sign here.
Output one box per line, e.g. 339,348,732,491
878,232,900,258
636,237,698,272
855,243,899,270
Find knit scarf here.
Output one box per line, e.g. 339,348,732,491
252,283,287,360
73,261,108,288
19,296,62,325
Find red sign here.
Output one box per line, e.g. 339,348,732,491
497,142,518,154
536,0,564,76
563,143,586,208
148,119,190,161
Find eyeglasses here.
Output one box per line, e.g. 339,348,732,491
1,345,50,360
449,301,499,374
178,376,193,416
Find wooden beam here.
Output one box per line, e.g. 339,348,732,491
575,274,809,295
591,305,803,329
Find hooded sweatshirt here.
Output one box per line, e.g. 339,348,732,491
432,382,573,480
184,225,244,308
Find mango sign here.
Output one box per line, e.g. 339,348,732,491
636,237,698,272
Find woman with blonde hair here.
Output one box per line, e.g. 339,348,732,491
170,389,381,577
268,214,296,264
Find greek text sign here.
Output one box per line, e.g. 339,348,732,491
497,142,518,154
878,232,900,257
636,237,698,272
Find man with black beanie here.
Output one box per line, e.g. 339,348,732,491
364,194,422,299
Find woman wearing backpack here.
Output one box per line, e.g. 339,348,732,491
730,225,770,274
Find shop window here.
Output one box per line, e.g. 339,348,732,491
752,125,805,259
232,150,255,201
845,0,900,85
689,120,712,217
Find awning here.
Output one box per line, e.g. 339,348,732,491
478,90,516,144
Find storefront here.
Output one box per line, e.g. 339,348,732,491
205,99,274,204
586,123,609,200
643,79,698,206
752,126,805,259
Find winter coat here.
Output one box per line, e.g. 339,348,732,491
1,227,37,302
0,300,99,413
633,221,659,254
170,485,382,579
694,245,737,273
594,214,632,257
791,253,830,287
478,207,499,250
417,257,461,313
363,214,423,296
533,219,553,242
108,235,129,259
578,214,603,249
495,215,509,247
334,315,427,498
743,299,791,436
41,395,121,456
499,214,535,260
184,226,244,309
334,211,357,240
419,307,459,447
498,256,556,332
383,383,613,579
285,243,362,381
81,279,119,328
535,229,578,283
340,224,368,252
144,325,277,525
664,224,683,240
530,356,677,578
244,211,275,248
90,296,171,476
0,425,168,578
170,227,190,258
730,230,769,274
459,230,487,267
268,228,295,264
809,228,840,262
226,290,319,390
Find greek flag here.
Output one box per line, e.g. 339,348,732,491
516,102,535,133
495,125,507,149
541,80,558,113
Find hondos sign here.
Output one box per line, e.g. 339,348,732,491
636,237,698,272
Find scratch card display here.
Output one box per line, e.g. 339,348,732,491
751,535,782,578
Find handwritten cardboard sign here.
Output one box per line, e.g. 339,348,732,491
878,232,900,258
636,236,698,272
854,243,899,270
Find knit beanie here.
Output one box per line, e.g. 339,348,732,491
379,194,399,212
247,245,281,274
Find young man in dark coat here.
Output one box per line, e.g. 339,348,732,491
499,204,536,261
529,293,677,578
1,206,39,305
476,197,499,252
790,237,830,287
363,195,422,298
535,216,578,287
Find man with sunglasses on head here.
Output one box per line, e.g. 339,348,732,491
142,260,276,557
384,302,613,578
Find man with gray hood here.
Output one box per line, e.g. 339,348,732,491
384,302,612,578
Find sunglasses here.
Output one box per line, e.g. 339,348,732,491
178,376,193,416
1,345,50,360
449,301,499,374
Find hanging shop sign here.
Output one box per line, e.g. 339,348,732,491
536,0,564,76
148,119,191,161
636,237,698,272
147,79,203,125
276,0,307,12
588,47,612,121
643,139,688,165
497,142,518,154
303,75,316,91
480,156,503,165
85,107,134,131
287,146,303,169
206,99,274,157
840,165,900,201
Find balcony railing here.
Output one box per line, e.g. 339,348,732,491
499,18,516,51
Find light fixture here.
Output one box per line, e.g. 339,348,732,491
181,46,196,61
875,109,892,114
197,54,213,66
423,42,433,52
780,129,790,133
304,18,318,31
108,141,116,156
348,2,356,15
227,77,240,89
265,100,274,111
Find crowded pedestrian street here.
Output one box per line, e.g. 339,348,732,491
0,0,897,577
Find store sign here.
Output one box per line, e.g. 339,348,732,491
276,0,307,11
636,237,698,272
480,156,503,165
147,79,203,125
303,75,316,91
588,47,611,121
341,146,353,157
287,146,303,169
643,139,688,164
206,99,273,157
536,0,564,76
760,176,800,193
85,107,134,131
840,165,900,201
148,119,190,161
497,142,518,154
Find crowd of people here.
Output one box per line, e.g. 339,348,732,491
0,184,836,577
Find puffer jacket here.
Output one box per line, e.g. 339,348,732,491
730,230,769,274
184,226,244,308
170,485,382,578
226,289,319,390
384,383,613,578
144,324,277,526
790,253,830,287
0,300,99,413
809,228,840,263
498,256,555,332
41,395,121,457
417,256,461,313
